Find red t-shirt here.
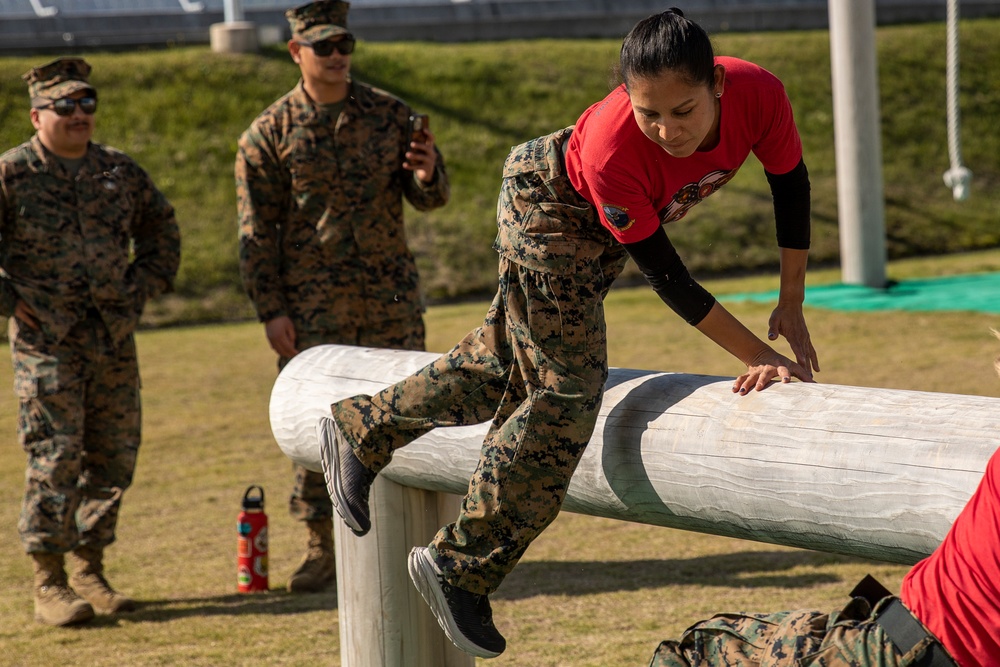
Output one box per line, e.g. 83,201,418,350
900,448,1000,667
565,56,803,244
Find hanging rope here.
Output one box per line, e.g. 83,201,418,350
943,0,972,201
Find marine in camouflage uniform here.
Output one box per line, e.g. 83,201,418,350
236,0,449,592
327,9,822,659
0,57,181,626
327,127,626,654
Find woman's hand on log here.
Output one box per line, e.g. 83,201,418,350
733,350,815,395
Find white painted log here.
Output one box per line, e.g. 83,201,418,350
269,344,999,664
272,343,1000,562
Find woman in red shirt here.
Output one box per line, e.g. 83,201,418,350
321,8,819,658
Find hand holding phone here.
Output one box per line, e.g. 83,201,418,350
408,113,429,144
404,113,436,182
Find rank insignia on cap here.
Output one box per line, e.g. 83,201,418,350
601,204,634,231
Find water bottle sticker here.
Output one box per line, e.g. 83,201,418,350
237,564,252,586
238,536,251,558
237,521,251,536
254,555,268,578
253,526,268,553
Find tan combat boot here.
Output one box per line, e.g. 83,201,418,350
287,517,336,593
68,545,136,614
32,553,95,626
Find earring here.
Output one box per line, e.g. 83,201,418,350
715,92,722,98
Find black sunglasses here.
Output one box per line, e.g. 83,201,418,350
300,35,355,57
37,96,98,117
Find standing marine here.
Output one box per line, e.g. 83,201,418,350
0,57,181,626
236,0,449,593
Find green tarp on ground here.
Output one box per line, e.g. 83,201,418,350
721,272,1000,314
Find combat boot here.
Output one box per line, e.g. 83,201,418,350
287,517,336,593
32,553,95,627
68,545,136,614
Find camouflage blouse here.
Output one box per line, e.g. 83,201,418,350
0,135,181,344
236,79,449,334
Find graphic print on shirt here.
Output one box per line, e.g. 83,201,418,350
658,169,737,225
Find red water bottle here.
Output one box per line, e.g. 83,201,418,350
236,485,268,593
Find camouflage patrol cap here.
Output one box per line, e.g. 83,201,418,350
286,1,351,42
22,57,96,104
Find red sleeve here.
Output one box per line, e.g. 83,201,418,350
585,160,663,244
750,76,802,176
565,90,666,245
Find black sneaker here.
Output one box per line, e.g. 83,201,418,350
317,416,377,537
407,546,507,658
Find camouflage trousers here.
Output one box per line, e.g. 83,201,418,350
650,596,942,667
331,127,628,594
284,317,426,523
10,313,140,554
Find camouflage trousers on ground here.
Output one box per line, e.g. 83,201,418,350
284,317,426,522
331,127,628,595
650,596,937,667
10,313,140,554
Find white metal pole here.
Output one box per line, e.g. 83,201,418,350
828,0,888,287
224,0,244,23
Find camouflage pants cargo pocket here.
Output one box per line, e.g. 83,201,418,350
499,227,600,354
11,320,61,452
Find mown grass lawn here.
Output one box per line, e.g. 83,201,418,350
1,249,998,666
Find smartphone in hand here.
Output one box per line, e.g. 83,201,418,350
408,113,429,144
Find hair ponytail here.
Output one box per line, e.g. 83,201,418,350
616,9,715,88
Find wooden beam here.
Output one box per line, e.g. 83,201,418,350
270,344,999,663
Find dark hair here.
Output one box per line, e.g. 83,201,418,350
616,8,715,88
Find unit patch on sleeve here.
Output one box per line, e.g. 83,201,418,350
601,204,634,232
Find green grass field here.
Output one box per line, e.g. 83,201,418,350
2,249,999,666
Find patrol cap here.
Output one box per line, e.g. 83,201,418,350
286,0,351,42
22,57,96,105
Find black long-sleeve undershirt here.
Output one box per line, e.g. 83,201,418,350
766,157,811,250
623,226,716,325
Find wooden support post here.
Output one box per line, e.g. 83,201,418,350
270,344,1000,664
334,480,472,667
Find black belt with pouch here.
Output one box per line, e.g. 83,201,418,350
850,574,957,667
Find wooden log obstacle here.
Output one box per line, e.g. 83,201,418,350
269,344,1000,667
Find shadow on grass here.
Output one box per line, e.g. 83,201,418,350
84,589,337,626
495,549,862,601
